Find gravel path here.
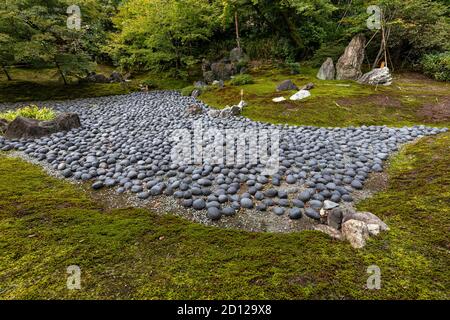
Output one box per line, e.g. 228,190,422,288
0,91,447,226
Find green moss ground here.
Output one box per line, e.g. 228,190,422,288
0,65,448,299
0,67,190,103
0,132,449,299
201,66,450,128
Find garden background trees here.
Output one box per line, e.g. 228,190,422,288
0,0,111,83
0,0,448,81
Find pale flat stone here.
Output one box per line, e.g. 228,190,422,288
290,90,311,101
272,97,286,102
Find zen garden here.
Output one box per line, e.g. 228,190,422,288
0,0,449,301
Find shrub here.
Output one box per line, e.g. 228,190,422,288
0,105,56,121
140,79,158,89
181,86,195,96
309,43,346,67
230,74,254,86
421,52,450,82
236,59,250,73
285,61,301,75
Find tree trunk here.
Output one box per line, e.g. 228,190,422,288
2,65,12,81
280,11,303,50
235,11,241,49
55,61,68,85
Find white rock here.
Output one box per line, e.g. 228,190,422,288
367,223,381,236
343,211,389,231
320,208,326,217
314,224,342,240
342,219,369,249
238,100,247,108
290,89,311,101
272,97,286,102
208,109,220,117
323,200,339,210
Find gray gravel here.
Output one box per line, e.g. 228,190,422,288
0,91,447,223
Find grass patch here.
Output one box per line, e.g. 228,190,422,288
0,105,56,121
0,131,449,299
201,66,450,128
0,66,191,103
230,74,255,86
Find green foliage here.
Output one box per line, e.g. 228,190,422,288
381,0,450,62
421,52,450,81
285,61,301,75
140,79,158,89
107,0,222,76
308,43,346,67
181,86,195,96
230,74,254,86
0,0,103,83
0,105,56,121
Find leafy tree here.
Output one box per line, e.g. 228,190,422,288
338,0,450,68
0,0,101,84
220,0,337,59
107,0,222,77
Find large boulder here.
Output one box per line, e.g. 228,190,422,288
317,58,336,80
276,80,298,92
203,71,215,84
4,113,81,139
342,219,369,249
342,210,389,231
358,67,392,86
230,47,247,63
186,104,204,115
210,62,236,81
336,34,366,80
85,72,109,83
109,71,124,83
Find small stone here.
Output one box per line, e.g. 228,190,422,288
240,198,253,209
264,189,278,198
193,199,206,210
305,208,320,220
92,181,104,190
137,191,150,200
323,200,339,210
289,208,302,220
327,208,343,230
207,207,222,220
273,207,285,216
351,180,363,190
222,207,236,216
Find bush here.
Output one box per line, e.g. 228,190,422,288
309,43,346,68
0,105,56,121
421,52,450,81
181,86,195,96
285,61,301,75
140,79,158,89
230,74,254,86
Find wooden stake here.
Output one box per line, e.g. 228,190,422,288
235,11,241,49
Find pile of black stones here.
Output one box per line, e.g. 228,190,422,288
0,91,446,221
